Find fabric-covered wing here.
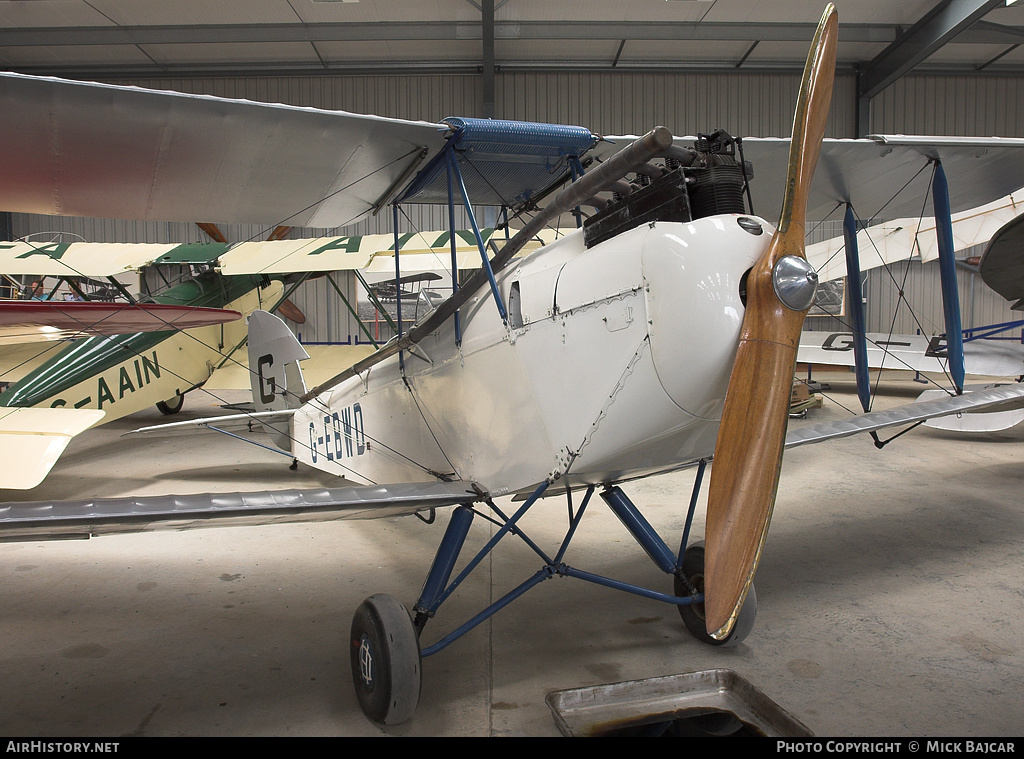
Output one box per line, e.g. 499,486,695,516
797,331,1024,378
746,136,1024,223
807,192,1024,282
0,302,241,344
0,407,106,490
0,481,481,541
785,383,1024,449
0,72,448,229
215,227,570,276
124,409,296,443
595,135,1024,223
0,240,178,277
0,231,572,279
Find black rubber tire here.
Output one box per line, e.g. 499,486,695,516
674,541,757,647
350,594,422,725
156,393,185,415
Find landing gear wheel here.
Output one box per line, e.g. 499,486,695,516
350,594,422,725
675,541,757,647
156,393,185,415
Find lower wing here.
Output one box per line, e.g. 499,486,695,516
0,407,105,489
798,331,1024,378
0,480,480,541
3,385,1024,538
0,302,241,345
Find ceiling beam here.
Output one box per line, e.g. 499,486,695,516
962,19,1024,44
5,14,1024,51
858,0,1006,100
0,21,904,47
482,0,495,118
15,58,1024,82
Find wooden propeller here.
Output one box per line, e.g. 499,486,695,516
703,4,837,641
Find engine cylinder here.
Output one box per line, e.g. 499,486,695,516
687,160,746,218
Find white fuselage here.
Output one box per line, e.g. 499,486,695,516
292,216,770,495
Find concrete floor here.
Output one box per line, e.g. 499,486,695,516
1,370,1023,737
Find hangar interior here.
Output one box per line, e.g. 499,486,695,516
2,0,1024,737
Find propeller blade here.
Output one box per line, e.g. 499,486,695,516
703,4,838,641
276,297,307,324
196,222,228,243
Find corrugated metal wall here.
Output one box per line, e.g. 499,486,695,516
496,71,856,139
10,70,1024,345
860,258,1020,336
873,75,1024,138
856,74,1024,343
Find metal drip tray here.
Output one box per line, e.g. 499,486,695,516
546,669,812,737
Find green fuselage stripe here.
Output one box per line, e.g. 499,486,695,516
0,272,261,408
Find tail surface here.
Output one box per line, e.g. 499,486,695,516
247,309,309,450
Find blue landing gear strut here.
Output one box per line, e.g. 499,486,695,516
348,460,758,724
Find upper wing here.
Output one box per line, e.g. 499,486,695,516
595,135,1024,223
746,136,1024,223
0,71,448,228
0,231,570,279
10,70,1024,232
806,192,1024,283
214,227,569,276
0,240,178,277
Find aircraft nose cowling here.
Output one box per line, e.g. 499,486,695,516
642,217,771,419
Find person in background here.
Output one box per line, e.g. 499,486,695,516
25,280,48,300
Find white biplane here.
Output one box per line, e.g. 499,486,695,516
4,6,1024,725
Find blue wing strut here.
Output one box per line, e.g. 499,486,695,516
933,161,966,393
844,203,872,412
